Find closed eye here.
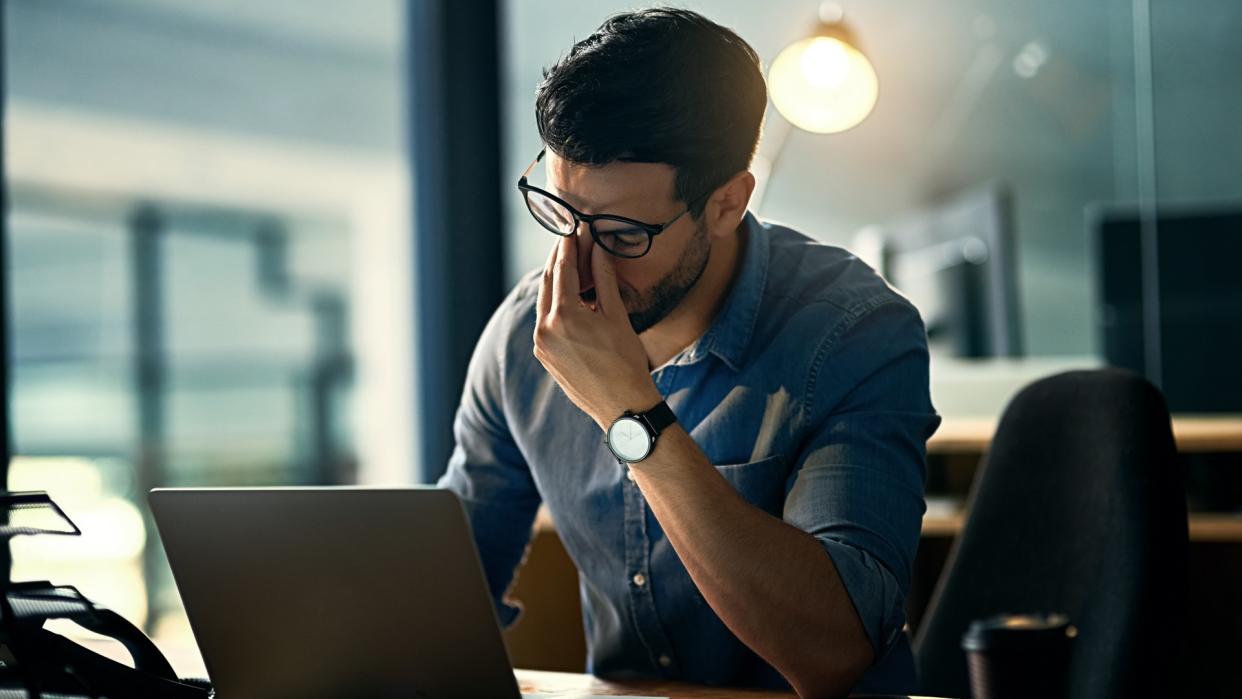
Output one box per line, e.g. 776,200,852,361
601,228,648,246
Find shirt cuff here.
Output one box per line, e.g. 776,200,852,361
818,537,908,658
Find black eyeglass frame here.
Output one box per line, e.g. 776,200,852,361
517,148,707,259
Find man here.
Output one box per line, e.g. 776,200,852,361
439,8,939,698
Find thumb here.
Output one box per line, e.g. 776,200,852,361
590,243,624,318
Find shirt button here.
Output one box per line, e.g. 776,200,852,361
626,469,636,483
632,572,646,587
658,654,672,668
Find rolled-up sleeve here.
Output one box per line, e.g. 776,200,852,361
783,298,940,660
437,288,542,628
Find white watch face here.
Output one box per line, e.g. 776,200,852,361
608,416,651,462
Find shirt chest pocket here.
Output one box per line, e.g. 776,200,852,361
713,454,788,517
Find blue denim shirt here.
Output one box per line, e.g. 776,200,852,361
439,211,940,694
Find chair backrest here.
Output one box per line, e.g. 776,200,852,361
915,369,1187,698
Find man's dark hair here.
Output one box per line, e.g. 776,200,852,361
535,7,767,217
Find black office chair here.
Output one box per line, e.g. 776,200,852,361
914,369,1188,698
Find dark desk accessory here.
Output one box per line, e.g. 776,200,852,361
0,491,212,698
961,613,1076,699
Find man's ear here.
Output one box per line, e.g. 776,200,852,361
701,170,757,240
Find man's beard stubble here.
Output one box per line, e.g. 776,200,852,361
625,220,711,335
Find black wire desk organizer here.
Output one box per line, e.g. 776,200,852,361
0,491,211,698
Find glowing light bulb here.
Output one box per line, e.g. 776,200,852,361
802,37,850,89
769,34,879,134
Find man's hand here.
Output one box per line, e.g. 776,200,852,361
533,232,662,431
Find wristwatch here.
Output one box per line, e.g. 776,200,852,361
605,400,677,464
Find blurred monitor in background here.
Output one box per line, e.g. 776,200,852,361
853,183,1022,358
1091,205,1242,413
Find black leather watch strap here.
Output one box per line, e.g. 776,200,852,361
634,400,677,437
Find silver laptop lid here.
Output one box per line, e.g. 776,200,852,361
149,487,521,699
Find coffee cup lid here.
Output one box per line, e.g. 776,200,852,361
961,613,1077,652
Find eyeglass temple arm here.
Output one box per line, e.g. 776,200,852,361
519,149,547,182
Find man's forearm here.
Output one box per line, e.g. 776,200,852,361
627,422,874,699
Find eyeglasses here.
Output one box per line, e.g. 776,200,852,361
517,149,701,259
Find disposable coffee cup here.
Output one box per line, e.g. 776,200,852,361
961,613,1077,699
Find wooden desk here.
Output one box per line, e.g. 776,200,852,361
83,640,937,699
515,669,948,698
928,415,1242,455
924,415,1242,542
517,669,792,697
921,511,1242,541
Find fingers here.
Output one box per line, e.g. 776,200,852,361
537,239,557,321
590,242,623,318
551,232,579,312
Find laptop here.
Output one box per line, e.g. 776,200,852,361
149,487,525,699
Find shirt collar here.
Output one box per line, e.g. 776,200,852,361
682,210,768,372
